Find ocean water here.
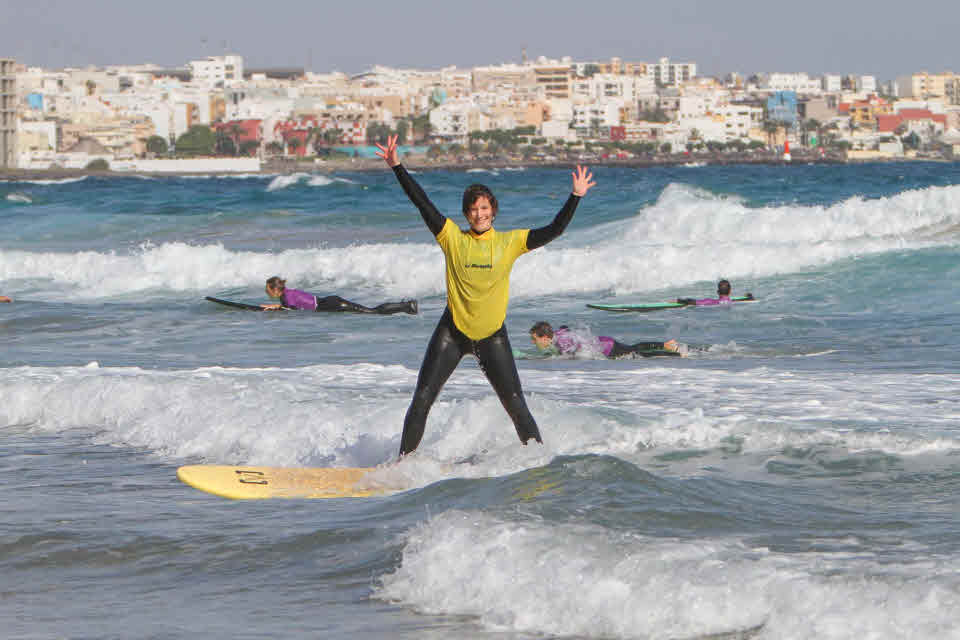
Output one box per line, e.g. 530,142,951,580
2,162,960,639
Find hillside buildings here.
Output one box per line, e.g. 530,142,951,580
5,51,960,170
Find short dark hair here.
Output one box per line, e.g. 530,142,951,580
530,321,554,338
462,184,498,216
717,279,731,295
266,276,286,290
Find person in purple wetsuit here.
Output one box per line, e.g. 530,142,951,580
676,279,747,306
529,321,684,358
262,276,417,314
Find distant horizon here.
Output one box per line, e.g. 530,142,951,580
3,0,958,81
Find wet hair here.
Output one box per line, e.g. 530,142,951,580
717,279,731,295
462,184,499,216
530,321,554,338
266,276,286,291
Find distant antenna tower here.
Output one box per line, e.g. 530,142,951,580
522,47,528,65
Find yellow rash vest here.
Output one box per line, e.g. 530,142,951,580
435,217,529,340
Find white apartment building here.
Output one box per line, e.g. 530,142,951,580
647,57,696,88
2,58,17,167
429,99,472,139
573,73,656,103
765,72,822,94
16,119,57,164
714,104,764,139
188,55,244,88
571,100,621,131
822,74,843,92
856,75,877,93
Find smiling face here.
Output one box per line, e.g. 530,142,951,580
464,195,495,234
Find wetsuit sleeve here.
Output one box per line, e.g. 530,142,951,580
526,194,580,250
391,164,447,236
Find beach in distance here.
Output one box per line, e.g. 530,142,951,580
2,160,960,639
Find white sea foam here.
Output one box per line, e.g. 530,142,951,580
5,176,88,185
1,182,958,300
2,363,957,479
376,510,960,639
266,173,358,191
5,192,32,203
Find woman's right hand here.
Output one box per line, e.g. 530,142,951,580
375,134,400,167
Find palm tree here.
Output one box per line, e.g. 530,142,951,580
762,120,781,148
228,124,244,156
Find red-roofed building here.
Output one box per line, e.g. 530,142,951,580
877,109,948,144
213,119,262,155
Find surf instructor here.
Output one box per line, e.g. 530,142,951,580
376,135,595,456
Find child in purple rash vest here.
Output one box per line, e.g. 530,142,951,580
677,279,736,306
261,276,418,314
529,321,685,358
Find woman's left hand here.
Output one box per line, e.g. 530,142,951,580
571,165,596,197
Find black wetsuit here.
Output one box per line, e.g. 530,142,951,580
392,164,580,455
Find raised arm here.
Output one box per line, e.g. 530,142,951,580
527,165,596,250
376,134,446,236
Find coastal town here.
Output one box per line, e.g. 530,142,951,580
1,53,959,174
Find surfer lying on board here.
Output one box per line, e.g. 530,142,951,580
677,279,752,306
0,296,10,303
529,321,686,358
376,134,595,456
261,276,417,314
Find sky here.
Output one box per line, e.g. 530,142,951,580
2,0,957,80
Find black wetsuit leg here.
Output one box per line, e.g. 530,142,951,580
315,295,416,315
400,311,468,455
399,308,541,456
473,326,542,446
607,340,671,358
315,295,376,313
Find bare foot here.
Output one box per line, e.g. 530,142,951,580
664,339,678,352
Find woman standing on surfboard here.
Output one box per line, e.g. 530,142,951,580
376,135,595,456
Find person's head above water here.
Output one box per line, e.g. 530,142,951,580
529,321,555,350
717,279,731,297
265,276,287,298
462,184,498,234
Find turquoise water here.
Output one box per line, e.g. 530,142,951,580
2,162,960,638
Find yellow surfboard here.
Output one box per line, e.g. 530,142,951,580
176,465,391,500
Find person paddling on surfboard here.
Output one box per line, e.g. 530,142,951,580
0,295,10,303
262,276,417,314
529,321,686,358
677,279,752,306
376,134,596,456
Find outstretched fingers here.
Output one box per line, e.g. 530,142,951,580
375,134,400,166
571,164,596,196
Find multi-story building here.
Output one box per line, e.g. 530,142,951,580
533,59,573,99
765,72,822,94
822,74,843,93
1,58,16,168
946,77,960,105
767,91,798,125
647,57,696,88
188,55,244,88
896,71,956,99
471,64,535,92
